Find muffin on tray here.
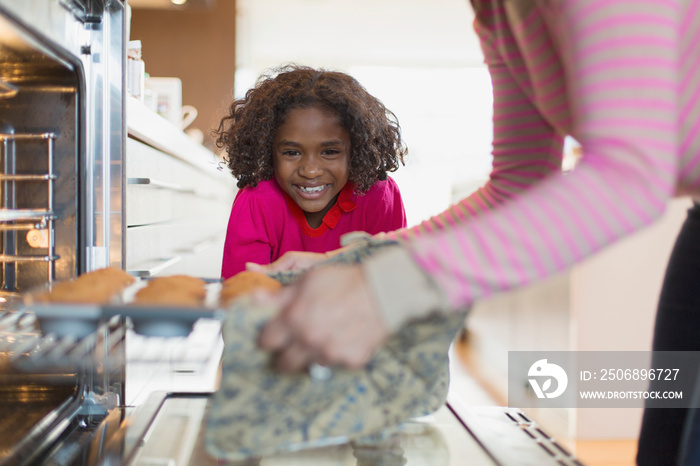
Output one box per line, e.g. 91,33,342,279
133,275,207,307
31,267,136,305
219,271,281,306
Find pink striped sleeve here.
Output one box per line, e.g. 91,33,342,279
405,0,679,308
390,15,564,241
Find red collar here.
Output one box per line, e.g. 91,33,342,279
283,182,357,237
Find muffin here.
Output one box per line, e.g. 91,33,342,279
32,267,136,304
133,275,207,307
219,271,282,306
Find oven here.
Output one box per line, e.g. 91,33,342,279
0,0,125,302
0,0,128,463
0,303,224,466
0,310,127,465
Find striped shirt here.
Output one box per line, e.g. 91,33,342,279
396,0,700,308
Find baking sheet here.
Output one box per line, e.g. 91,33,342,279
21,279,227,339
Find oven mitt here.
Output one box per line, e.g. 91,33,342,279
204,234,468,461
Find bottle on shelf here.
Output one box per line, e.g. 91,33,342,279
127,40,146,102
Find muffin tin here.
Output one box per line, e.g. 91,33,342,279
22,278,227,339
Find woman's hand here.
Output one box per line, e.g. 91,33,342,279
256,263,389,371
246,251,328,274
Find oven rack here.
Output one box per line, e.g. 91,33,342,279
0,132,59,287
0,309,125,373
0,309,221,373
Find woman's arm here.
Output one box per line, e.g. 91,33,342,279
394,17,564,241
405,0,678,308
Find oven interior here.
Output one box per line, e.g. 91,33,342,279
0,309,126,466
0,10,82,300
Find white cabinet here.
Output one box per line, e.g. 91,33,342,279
125,96,236,278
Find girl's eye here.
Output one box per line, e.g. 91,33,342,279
322,149,341,156
281,149,300,157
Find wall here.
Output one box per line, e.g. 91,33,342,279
129,1,236,151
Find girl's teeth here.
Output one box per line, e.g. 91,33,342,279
299,185,326,193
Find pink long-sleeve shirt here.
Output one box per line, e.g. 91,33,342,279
397,0,700,308
222,178,406,278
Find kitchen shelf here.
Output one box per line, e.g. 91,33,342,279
126,96,229,184
125,95,235,279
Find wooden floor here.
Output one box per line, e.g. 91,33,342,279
452,337,638,466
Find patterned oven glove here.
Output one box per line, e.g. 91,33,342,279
205,233,469,461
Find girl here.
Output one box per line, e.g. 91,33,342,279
215,65,407,279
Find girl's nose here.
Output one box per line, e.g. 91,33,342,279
299,156,322,178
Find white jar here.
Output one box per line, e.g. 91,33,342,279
127,40,145,101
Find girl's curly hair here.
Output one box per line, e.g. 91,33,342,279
214,65,407,193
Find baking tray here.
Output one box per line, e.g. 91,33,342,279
19,279,227,339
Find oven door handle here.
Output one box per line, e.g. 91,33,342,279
175,237,217,255
130,256,183,278
127,177,196,194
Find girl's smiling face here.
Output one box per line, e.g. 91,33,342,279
273,105,351,228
